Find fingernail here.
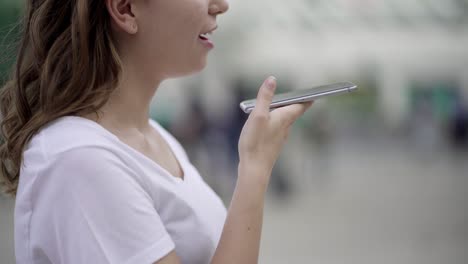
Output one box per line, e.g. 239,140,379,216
266,76,276,90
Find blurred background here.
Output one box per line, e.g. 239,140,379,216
1,0,468,263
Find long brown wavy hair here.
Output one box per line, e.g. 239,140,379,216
0,0,122,196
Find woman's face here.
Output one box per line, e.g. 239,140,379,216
124,0,229,79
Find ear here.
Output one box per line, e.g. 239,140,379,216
105,0,138,34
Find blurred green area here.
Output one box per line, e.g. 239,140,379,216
0,0,23,85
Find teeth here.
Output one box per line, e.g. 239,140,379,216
199,33,209,39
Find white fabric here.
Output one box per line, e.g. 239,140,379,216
14,116,227,264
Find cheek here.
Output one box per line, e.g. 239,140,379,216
161,19,207,69
137,7,208,75
138,22,190,59
146,14,200,53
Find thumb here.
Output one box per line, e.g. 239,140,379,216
252,76,276,115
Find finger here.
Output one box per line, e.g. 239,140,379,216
275,102,313,127
303,101,313,111
252,76,276,116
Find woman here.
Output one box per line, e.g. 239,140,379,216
0,0,312,263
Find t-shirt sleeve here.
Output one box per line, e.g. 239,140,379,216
35,147,175,264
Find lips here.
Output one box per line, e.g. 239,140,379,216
198,25,217,49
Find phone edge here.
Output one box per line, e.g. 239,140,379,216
240,83,357,114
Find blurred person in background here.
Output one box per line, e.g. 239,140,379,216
0,1,312,264
410,93,440,157
448,96,468,151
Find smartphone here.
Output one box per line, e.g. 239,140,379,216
239,82,358,114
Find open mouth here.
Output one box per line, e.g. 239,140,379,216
198,26,216,48
199,33,210,40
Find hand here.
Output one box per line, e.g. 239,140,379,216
238,76,312,185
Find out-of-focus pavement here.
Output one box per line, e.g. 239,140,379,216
260,134,468,264
1,134,467,264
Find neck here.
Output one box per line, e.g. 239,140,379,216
84,58,165,134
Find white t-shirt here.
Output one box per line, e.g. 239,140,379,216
14,116,227,264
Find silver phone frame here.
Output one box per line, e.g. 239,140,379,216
239,82,357,114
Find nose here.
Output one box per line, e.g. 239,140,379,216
209,0,229,16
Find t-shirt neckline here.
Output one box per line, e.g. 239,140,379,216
58,115,187,184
